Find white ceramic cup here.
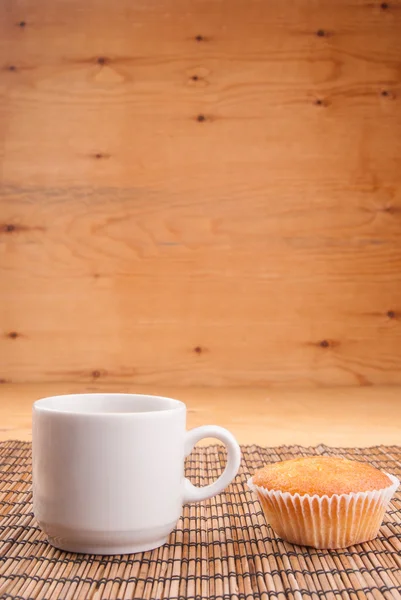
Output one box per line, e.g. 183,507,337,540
32,393,241,555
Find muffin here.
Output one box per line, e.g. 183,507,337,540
248,456,399,549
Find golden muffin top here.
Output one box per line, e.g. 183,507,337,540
252,456,391,497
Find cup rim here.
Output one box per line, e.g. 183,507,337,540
33,393,186,417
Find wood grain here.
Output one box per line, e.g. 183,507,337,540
1,383,400,446
1,0,401,385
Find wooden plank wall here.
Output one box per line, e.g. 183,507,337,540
1,0,400,387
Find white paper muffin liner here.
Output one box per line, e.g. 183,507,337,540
248,472,399,549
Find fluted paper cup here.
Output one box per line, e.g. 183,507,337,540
248,473,399,549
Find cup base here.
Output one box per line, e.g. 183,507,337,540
38,520,177,556
47,535,169,555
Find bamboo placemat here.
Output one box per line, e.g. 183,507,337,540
0,442,400,599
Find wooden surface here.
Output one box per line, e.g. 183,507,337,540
1,0,401,387
1,383,400,447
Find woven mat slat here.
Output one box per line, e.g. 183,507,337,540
0,443,400,600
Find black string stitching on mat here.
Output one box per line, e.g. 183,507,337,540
0,443,399,600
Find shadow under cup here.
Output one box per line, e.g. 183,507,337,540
32,393,241,555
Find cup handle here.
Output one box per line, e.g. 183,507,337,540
183,425,241,503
